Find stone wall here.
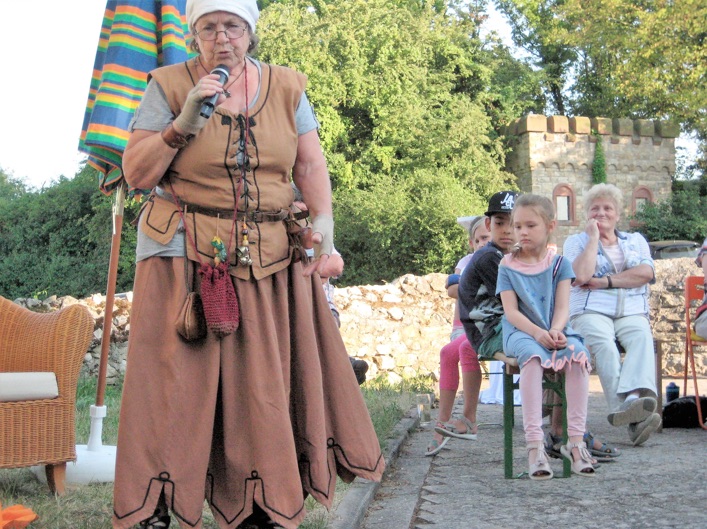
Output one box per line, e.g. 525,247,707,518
503,114,678,250
11,258,706,385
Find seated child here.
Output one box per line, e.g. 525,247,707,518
427,216,490,455
497,194,594,479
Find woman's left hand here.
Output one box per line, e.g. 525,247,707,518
298,210,334,277
297,221,337,277
303,253,331,277
320,252,344,278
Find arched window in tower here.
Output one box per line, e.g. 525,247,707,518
632,186,653,214
553,184,575,224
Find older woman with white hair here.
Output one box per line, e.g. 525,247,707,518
112,1,383,527
563,183,660,448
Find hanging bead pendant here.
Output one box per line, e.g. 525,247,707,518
237,224,252,266
237,245,252,266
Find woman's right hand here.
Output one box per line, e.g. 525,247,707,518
584,218,600,240
124,74,227,188
173,74,226,135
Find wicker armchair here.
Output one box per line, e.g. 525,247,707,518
0,296,94,494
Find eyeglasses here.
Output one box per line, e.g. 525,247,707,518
196,25,246,41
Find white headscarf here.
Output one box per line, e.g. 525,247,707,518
187,0,260,34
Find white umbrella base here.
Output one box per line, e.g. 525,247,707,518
32,444,117,485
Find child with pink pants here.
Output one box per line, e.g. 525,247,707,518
426,217,489,455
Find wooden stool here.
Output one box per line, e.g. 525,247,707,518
493,352,572,479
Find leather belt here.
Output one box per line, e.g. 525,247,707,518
181,201,290,222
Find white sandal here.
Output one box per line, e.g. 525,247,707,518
425,422,450,456
560,441,596,477
527,441,554,481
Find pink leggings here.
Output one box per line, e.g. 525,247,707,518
439,333,481,392
519,358,589,443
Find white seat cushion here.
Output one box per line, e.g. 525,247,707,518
0,372,59,402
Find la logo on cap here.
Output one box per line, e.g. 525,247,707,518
500,192,515,210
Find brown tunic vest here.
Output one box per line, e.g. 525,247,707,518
138,59,307,280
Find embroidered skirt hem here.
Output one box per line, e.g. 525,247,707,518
112,257,384,529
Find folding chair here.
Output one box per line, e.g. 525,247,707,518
683,275,707,430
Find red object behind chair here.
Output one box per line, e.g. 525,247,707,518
683,275,707,430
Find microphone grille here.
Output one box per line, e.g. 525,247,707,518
213,64,230,80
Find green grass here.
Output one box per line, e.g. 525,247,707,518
0,374,432,528
361,375,433,450
74,377,122,446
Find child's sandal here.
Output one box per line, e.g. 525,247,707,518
434,416,478,440
583,431,621,461
560,441,596,477
425,422,450,456
527,441,553,481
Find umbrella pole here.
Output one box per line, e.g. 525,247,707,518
88,181,125,452
95,182,124,406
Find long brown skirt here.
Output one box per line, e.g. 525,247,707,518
112,257,384,529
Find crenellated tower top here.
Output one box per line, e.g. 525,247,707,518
503,114,677,249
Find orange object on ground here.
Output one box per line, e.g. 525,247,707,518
0,502,38,528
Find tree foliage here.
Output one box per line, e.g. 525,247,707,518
495,0,707,175
0,165,139,299
257,0,521,283
481,42,546,127
0,168,28,206
631,185,707,243
560,1,707,137
494,0,576,115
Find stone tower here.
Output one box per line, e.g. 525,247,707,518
503,114,678,250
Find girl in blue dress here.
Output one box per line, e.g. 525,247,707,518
497,194,595,479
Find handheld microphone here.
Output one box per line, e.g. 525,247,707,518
199,64,230,118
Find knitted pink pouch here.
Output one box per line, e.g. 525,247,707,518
198,262,239,336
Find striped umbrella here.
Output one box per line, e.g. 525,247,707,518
79,0,193,195
71,1,193,482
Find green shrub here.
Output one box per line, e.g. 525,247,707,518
630,187,707,242
0,165,139,299
334,172,490,285
591,131,607,184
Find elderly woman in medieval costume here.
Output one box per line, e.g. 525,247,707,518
112,1,384,528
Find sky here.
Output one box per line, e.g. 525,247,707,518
0,2,697,190
0,1,107,189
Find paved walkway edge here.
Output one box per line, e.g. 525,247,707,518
329,413,419,529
